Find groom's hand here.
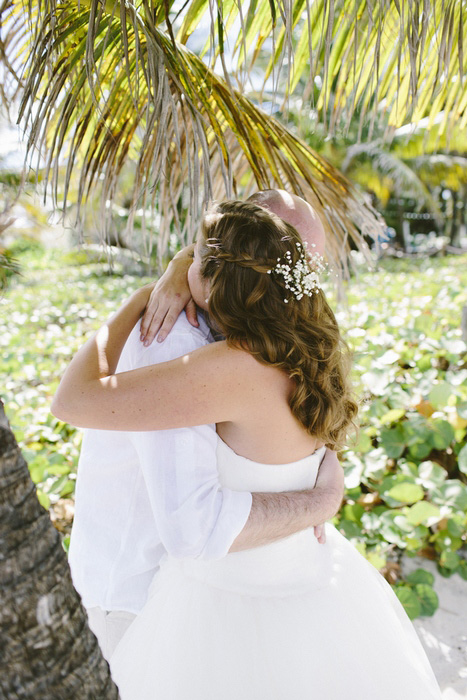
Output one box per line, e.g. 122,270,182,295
315,449,344,498
311,450,344,545
313,524,326,544
140,245,198,345
313,449,344,545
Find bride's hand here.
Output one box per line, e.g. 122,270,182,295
140,245,198,346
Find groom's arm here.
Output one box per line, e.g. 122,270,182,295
230,450,343,552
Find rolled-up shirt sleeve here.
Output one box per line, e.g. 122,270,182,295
124,319,252,559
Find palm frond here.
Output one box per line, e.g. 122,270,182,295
172,0,467,141
0,0,29,109
409,153,467,190
342,141,443,223
263,0,466,140
2,0,384,271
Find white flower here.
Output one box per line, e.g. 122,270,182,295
270,241,326,302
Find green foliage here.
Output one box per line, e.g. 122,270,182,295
0,248,21,289
1,249,466,618
395,570,439,619
334,254,467,618
0,246,151,531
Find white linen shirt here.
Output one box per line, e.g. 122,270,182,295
68,312,252,615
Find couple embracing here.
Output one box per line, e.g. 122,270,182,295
52,191,442,699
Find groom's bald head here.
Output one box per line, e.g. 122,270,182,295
247,189,326,256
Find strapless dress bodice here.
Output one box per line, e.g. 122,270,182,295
158,439,328,596
216,437,326,493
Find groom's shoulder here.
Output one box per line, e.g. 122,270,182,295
168,311,212,346
124,311,210,368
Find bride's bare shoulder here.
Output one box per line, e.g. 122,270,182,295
197,340,275,377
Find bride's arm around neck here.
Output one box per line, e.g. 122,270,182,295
51,285,270,433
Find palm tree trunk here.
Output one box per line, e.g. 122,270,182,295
0,400,120,699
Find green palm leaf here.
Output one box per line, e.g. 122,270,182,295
342,142,443,223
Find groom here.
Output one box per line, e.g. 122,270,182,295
68,190,344,660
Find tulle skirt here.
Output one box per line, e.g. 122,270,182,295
110,524,442,699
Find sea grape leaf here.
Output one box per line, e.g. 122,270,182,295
351,431,373,453
395,586,422,620
406,501,441,526
362,448,387,480
414,584,439,617
367,398,389,420
417,461,447,489
457,561,467,581
416,354,432,371
366,549,387,570
343,455,364,489
431,481,467,511
360,511,381,532
408,442,433,460
342,503,365,524
380,524,407,548
380,426,406,458
28,454,49,484
458,444,467,475
429,382,454,409
439,551,461,570
377,349,401,366
36,489,51,510
446,518,465,538
361,369,393,395
337,520,362,539
406,569,435,586
386,482,424,504
429,420,455,450
380,408,406,425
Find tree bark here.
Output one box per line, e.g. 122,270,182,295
0,401,120,699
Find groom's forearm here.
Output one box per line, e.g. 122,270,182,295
229,487,342,552
229,451,344,553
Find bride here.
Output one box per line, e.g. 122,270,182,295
52,200,442,699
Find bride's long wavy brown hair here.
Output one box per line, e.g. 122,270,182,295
199,200,358,450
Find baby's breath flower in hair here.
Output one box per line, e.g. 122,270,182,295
268,241,326,303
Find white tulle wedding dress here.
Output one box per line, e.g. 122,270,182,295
110,438,442,699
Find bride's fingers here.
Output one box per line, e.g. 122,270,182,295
142,293,187,345
155,311,180,344
149,296,198,344
144,308,171,346
185,299,199,329
140,300,159,344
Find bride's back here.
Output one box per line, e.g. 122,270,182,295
215,345,324,464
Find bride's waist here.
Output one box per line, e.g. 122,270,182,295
159,528,332,597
